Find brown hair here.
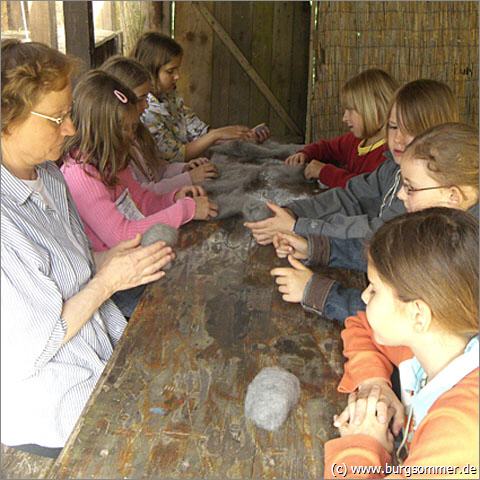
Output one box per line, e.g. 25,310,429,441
389,79,459,138
131,32,183,95
1,39,77,132
404,122,479,194
341,69,398,138
64,70,137,186
369,207,478,336
99,55,167,182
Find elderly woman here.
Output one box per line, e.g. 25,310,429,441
1,40,173,457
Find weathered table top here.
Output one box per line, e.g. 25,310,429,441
48,213,360,479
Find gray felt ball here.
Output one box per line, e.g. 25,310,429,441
244,367,300,431
242,197,272,222
141,223,178,247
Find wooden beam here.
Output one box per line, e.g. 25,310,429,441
63,1,95,69
192,1,302,137
306,0,318,143
29,1,58,49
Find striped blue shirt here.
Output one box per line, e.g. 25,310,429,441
1,162,127,448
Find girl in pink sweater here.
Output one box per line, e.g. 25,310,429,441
100,55,219,195
62,70,218,252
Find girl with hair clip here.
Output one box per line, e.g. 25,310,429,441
100,55,219,194
324,207,479,478
286,69,398,188
270,122,478,323
62,69,218,254
132,31,270,163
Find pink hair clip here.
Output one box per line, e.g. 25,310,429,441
113,89,128,104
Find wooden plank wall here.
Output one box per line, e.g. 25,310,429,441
309,1,479,141
175,1,310,141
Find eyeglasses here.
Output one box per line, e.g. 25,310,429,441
401,181,450,195
30,109,72,126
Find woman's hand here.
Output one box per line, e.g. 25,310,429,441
189,163,219,184
95,234,175,295
193,196,218,220
334,379,405,437
270,255,313,303
244,202,296,245
187,157,211,169
174,185,207,200
334,385,395,454
285,152,307,166
304,159,326,180
273,231,308,260
210,125,251,143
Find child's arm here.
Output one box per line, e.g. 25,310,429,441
62,164,196,249
339,312,412,393
300,133,355,164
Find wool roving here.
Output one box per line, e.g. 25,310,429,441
244,366,300,431
210,139,303,160
141,223,178,247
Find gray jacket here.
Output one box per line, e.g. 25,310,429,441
288,153,406,240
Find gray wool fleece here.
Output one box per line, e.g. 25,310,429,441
287,152,406,240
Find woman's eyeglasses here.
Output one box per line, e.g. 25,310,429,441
30,109,72,126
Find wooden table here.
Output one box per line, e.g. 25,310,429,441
48,215,354,479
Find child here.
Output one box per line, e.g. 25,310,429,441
132,31,270,163
61,70,218,253
324,207,479,478
100,55,219,194
269,84,465,323
285,69,398,188
246,79,459,246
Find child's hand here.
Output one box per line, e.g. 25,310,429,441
244,202,296,245
211,125,251,143
189,163,218,184
304,159,326,180
334,386,395,454
193,196,218,220
285,152,307,166
270,255,313,303
273,231,308,260
175,185,207,200
187,157,211,169
250,123,271,143
334,379,405,437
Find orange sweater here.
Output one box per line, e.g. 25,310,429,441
324,312,479,479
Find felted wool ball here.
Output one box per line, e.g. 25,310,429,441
141,223,178,247
242,198,272,222
244,366,300,431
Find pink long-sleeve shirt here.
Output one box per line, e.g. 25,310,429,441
61,156,196,251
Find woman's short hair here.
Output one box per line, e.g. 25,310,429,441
1,39,77,132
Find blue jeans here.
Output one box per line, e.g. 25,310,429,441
111,284,146,318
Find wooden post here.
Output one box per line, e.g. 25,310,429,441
193,1,302,137
29,1,58,49
305,0,318,144
63,1,95,69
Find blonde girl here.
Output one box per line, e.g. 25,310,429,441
61,70,217,254
132,31,270,163
100,55,218,194
325,207,478,478
286,69,398,188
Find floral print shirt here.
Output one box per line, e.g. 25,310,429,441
141,91,209,163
